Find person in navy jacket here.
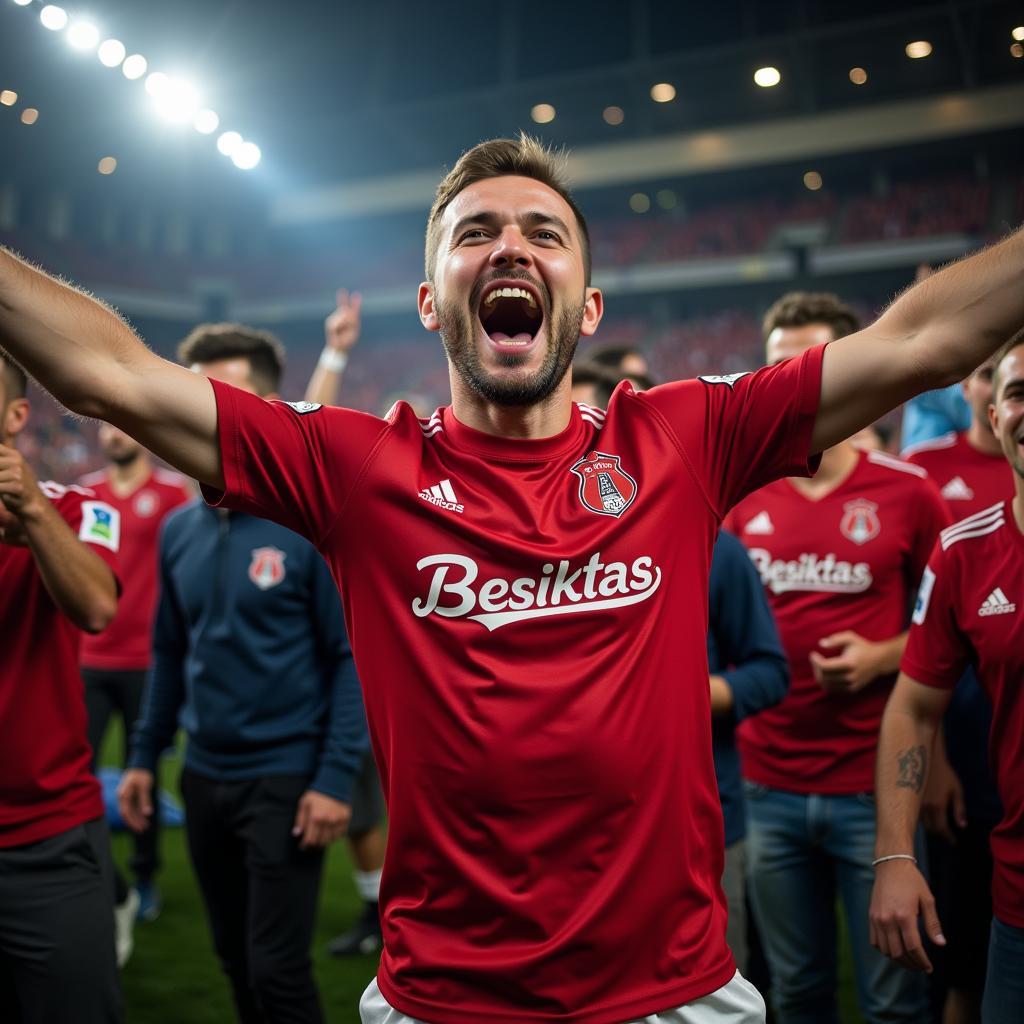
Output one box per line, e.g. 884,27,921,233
708,527,790,976
118,325,368,1024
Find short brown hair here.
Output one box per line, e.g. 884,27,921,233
991,330,1024,398
177,323,285,396
0,348,27,400
425,134,592,284
762,292,861,343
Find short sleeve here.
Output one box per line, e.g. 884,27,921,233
59,491,121,583
201,379,388,545
908,476,952,584
901,541,971,689
636,344,825,517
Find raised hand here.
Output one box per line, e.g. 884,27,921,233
324,289,363,353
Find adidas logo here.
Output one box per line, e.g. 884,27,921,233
419,478,464,515
979,588,1016,617
941,476,975,502
744,511,775,535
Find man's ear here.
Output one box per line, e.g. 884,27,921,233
419,283,440,333
579,288,604,338
3,397,29,439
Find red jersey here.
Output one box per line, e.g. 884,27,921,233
902,502,1024,927
0,482,120,847
202,346,824,1024
905,430,1014,517
727,450,948,793
78,466,192,670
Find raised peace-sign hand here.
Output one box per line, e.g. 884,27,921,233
324,289,363,353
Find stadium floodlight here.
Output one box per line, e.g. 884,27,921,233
144,71,169,98
39,5,68,31
1014,27,1024,42
905,40,932,59
530,103,556,124
650,82,676,103
97,156,117,175
21,107,39,124
121,54,147,80
216,130,242,156
97,39,126,67
12,0,34,6
754,66,781,87
849,67,868,85
0,90,16,106
603,105,625,126
152,78,200,123
67,20,100,51
193,108,219,134
231,141,261,169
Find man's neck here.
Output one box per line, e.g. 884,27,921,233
448,371,573,440
789,440,860,499
965,419,1003,457
107,454,151,496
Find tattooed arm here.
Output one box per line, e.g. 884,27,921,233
868,672,953,973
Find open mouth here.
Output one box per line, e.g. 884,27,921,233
478,284,544,347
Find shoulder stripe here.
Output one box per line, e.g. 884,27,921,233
153,467,188,485
866,450,928,478
577,403,607,420
941,515,1006,551
78,470,107,486
900,431,958,457
580,413,604,430
940,501,1006,542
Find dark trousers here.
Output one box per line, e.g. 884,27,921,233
180,768,326,1024
0,818,123,1024
82,667,161,895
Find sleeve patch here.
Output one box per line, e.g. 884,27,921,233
78,501,121,553
284,401,322,414
698,372,753,388
912,566,936,625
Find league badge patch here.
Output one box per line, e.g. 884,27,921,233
698,372,752,388
248,546,287,590
570,451,638,518
78,501,121,552
840,498,881,546
284,401,321,414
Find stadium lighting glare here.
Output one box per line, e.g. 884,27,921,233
12,0,35,6
194,108,219,134
629,192,651,214
67,20,100,51
97,156,117,175
1012,42,1024,59
905,40,932,59
21,107,39,125
656,189,677,210
803,170,823,191
530,103,556,124
602,105,624,126
39,5,68,31
754,66,781,88
152,78,200,123
849,67,868,85
0,90,16,106
231,141,261,170
216,130,242,156
97,39,126,67
121,54,147,80
144,71,169,98
1012,27,1024,42
650,82,676,103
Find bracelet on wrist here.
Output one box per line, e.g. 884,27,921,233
318,348,348,373
871,853,918,868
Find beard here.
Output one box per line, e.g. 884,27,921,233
105,446,142,467
436,285,585,408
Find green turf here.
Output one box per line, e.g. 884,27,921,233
101,724,866,1023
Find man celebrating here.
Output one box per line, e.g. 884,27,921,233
0,351,123,1022
2,135,1023,1024
870,334,1024,1022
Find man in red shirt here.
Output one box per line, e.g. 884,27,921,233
1,137,1023,1024
870,335,1024,1024
79,426,191,921
902,352,1015,1023
0,351,123,1022
726,293,947,1024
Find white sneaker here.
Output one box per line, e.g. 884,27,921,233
114,888,140,968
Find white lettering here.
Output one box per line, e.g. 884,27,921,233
411,554,478,618
748,548,874,595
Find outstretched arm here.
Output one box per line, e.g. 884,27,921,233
814,226,1024,452
868,672,953,973
0,248,222,486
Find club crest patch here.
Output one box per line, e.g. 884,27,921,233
133,490,158,518
698,372,752,388
79,501,121,552
570,451,638,518
284,401,321,415
840,499,881,546
248,546,287,590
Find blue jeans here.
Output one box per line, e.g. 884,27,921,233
744,784,927,1024
982,916,1024,1024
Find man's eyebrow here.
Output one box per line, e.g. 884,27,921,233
450,210,572,239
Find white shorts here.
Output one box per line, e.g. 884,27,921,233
359,972,766,1024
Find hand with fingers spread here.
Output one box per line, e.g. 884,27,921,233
809,630,892,695
324,289,362,354
869,859,945,973
292,790,351,850
118,768,156,834
921,738,967,844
